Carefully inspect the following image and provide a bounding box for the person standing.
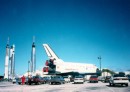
[21,75,25,85]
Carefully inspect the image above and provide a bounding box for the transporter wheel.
[25,82,28,85]
[49,82,52,85]
[109,83,111,86]
[18,82,21,85]
[121,84,124,86]
[126,84,128,87]
[113,84,115,86]
[29,82,31,85]
[38,82,41,85]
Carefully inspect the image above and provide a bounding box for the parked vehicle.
[17,77,28,85]
[98,76,105,82]
[74,76,84,84]
[89,75,98,83]
[49,75,65,85]
[12,77,16,84]
[70,77,74,82]
[104,76,111,83]
[128,76,130,82]
[43,76,51,84]
[109,74,129,87]
[0,76,4,82]
[28,76,45,85]
[63,76,70,83]
[126,75,130,82]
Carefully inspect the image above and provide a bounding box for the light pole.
[98,56,102,72]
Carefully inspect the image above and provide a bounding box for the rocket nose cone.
[6,44,9,46]
[13,44,15,48]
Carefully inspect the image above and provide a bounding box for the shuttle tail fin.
[43,44,59,60]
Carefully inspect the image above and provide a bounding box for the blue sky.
[0,0,130,75]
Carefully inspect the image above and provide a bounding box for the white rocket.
[4,38,10,79]
[10,45,15,78]
[31,36,36,73]
[4,37,15,79]
[8,45,13,79]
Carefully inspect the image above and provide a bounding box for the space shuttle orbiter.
[42,44,100,76]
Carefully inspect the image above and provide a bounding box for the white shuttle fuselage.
[55,62,97,74]
[43,44,98,75]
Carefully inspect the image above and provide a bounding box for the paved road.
[0,81,130,92]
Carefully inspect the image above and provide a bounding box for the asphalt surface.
[0,81,130,92]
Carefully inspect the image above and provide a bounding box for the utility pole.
[98,56,102,72]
